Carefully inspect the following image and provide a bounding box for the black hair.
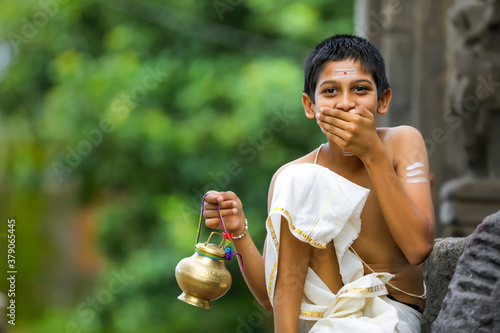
[303,34,390,104]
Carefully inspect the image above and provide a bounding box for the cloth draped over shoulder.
[264,163,422,333]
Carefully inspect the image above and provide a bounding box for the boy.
[203,34,435,332]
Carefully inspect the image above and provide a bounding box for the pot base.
[178,293,211,309]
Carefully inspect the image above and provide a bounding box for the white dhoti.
[264,164,422,333]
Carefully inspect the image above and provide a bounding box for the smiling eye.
[354,86,367,92]
[325,88,337,94]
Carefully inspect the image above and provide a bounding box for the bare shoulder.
[379,125,425,161]
[267,147,320,211]
[378,125,424,144]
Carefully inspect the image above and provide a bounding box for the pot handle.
[206,231,226,248]
[195,193,227,246]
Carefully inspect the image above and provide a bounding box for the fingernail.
[232,202,237,207]
[232,208,237,214]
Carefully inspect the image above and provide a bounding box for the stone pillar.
[354,0,383,50]
[440,0,500,236]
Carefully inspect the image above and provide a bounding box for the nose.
[336,91,356,111]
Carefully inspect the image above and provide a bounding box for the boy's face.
[303,58,389,118]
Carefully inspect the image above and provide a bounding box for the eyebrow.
[319,79,374,87]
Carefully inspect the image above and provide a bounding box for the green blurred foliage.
[0,0,353,332]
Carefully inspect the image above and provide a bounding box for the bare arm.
[361,126,435,264]
[273,217,311,333]
[232,228,270,309]
[267,166,312,331]
[203,191,271,310]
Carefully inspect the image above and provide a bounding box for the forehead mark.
[332,68,357,79]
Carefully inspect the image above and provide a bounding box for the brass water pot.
[175,233,232,309]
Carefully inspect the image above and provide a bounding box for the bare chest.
[344,170,401,264]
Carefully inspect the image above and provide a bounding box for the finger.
[220,191,239,201]
[203,207,238,219]
[204,191,224,204]
[205,200,237,211]
[318,123,351,152]
[321,125,347,151]
[205,218,223,229]
[316,111,349,130]
[349,105,374,121]
[319,107,354,122]
[318,120,348,140]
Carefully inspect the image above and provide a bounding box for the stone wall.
[422,237,469,332]
[431,211,500,332]
[422,211,500,332]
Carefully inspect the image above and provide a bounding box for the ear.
[377,88,392,115]
[302,93,316,119]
